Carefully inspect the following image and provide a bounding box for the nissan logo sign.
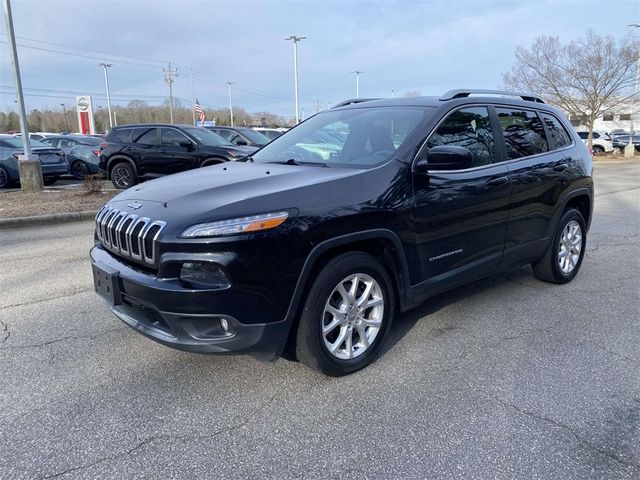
[77,98,90,111]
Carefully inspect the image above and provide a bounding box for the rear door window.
[540,113,573,149]
[495,108,549,159]
[133,128,158,145]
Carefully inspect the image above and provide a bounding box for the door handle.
[553,162,568,172]
[487,176,509,187]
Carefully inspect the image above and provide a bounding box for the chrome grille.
[95,205,166,265]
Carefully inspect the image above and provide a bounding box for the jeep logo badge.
[127,201,143,210]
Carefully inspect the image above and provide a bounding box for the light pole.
[391,89,395,98]
[351,71,364,98]
[60,103,69,132]
[626,23,639,157]
[98,63,113,128]
[226,82,234,126]
[285,35,306,124]
[3,0,42,191]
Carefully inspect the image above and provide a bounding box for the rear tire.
[295,252,394,376]
[71,160,89,180]
[0,166,10,188]
[110,162,136,189]
[532,208,586,284]
[592,145,605,155]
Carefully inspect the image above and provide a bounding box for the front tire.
[592,145,605,155]
[295,252,395,376]
[532,208,587,284]
[110,162,136,189]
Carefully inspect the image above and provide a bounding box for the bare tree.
[503,30,639,149]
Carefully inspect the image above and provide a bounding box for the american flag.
[194,98,206,122]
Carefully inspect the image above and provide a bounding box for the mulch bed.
[0,183,117,219]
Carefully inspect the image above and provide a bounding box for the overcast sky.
[1,0,638,119]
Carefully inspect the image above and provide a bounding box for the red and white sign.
[75,96,96,135]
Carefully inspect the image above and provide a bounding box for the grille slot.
[95,206,166,265]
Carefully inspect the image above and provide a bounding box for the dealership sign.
[75,96,96,135]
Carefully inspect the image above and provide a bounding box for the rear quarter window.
[107,129,133,144]
[540,113,573,150]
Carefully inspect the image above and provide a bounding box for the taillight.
[92,149,101,156]
[99,142,108,149]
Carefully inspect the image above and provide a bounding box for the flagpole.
[190,68,196,126]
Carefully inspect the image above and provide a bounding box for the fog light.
[220,318,229,332]
[180,262,230,289]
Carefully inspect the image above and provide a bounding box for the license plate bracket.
[92,263,122,306]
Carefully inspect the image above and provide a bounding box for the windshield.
[240,129,270,144]
[1,137,49,148]
[183,127,233,146]
[250,106,431,168]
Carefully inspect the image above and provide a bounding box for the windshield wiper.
[268,158,328,167]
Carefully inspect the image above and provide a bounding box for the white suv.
[577,131,613,154]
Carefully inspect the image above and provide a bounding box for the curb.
[0,210,97,229]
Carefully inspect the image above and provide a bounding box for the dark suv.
[91,90,593,376]
[99,124,257,189]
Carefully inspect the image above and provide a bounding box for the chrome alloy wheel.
[322,273,384,360]
[558,220,582,274]
[112,166,131,188]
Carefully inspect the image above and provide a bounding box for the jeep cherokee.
[91,90,593,376]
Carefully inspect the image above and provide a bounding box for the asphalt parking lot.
[1,178,85,193]
[0,161,638,479]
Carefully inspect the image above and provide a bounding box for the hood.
[108,161,365,223]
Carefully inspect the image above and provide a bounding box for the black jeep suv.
[99,124,257,189]
[91,90,593,376]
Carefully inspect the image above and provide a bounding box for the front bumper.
[90,246,290,360]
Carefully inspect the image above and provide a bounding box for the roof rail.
[332,98,380,108]
[440,89,545,104]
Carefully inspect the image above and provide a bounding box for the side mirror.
[179,140,194,150]
[415,145,473,172]
[235,139,249,146]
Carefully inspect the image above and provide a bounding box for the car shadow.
[380,265,532,356]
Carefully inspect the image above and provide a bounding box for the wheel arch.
[280,229,412,359]
[107,156,137,179]
[200,157,227,167]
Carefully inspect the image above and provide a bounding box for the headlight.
[180,262,230,289]
[180,211,289,238]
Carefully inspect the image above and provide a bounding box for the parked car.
[91,89,593,376]
[576,131,613,154]
[0,135,68,188]
[251,127,286,140]
[99,124,258,189]
[612,135,640,152]
[609,129,632,137]
[207,126,271,147]
[39,135,103,179]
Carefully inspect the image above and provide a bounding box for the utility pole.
[163,62,178,124]
[98,63,113,128]
[351,71,364,99]
[190,68,196,126]
[226,82,234,126]
[285,35,306,124]
[316,99,320,113]
[3,0,43,191]
[60,103,69,131]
